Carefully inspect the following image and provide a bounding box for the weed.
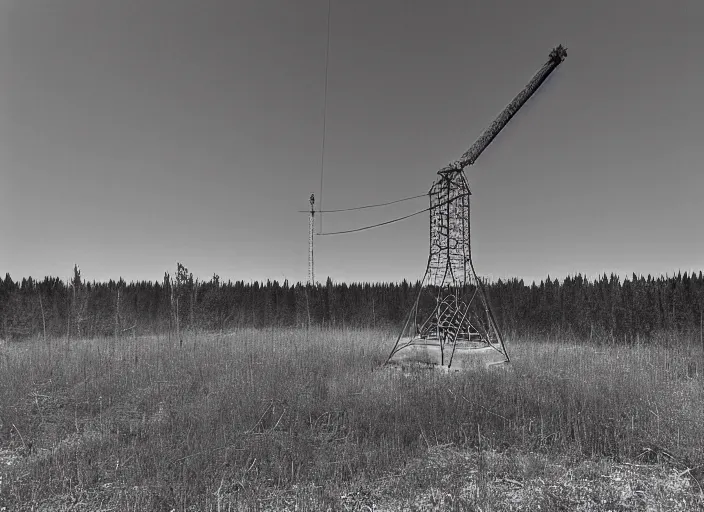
[0,329,702,510]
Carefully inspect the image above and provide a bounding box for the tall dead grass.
[0,328,702,510]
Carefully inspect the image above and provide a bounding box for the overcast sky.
[2,0,703,285]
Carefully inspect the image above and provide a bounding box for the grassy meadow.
[1,328,703,511]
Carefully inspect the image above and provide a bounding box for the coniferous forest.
[2,264,703,343]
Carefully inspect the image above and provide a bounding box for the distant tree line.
[1,264,703,343]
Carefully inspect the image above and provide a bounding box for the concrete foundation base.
[387,338,508,370]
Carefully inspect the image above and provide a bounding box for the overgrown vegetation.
[1,329,703,510]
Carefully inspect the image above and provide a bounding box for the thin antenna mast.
[308,194,315,285]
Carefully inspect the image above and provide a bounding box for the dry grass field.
[1,328,703,511]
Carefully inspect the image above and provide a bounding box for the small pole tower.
[308,194,316,285]
[386,45,568,368]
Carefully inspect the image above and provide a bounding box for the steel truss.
[384,46,568,368]
[385,169,509,368]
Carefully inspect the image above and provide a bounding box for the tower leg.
[385,271,510,368]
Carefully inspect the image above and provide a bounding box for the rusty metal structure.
[386,45,568,368]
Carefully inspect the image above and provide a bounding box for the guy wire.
[319,0,331,234]
[297,193,427,213]
[317,193,469,236]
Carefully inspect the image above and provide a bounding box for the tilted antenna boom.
[441,45,567,173]
[385,45,568,368]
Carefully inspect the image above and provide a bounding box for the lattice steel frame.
[385,169,509,367]
[384,46,568,368]
[427,170,471,289]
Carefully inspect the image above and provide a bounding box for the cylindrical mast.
[441,45,567,173]
[308,194,315,285]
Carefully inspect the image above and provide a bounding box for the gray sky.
[2,0,703,285]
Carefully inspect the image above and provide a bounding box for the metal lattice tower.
[386,46,567,368]
[427,171,471,288]
[308,194,315,285]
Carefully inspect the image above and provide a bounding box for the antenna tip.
[549,45,568,63]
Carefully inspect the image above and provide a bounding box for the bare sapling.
[38,292,46,343]
[114,286,121,338]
